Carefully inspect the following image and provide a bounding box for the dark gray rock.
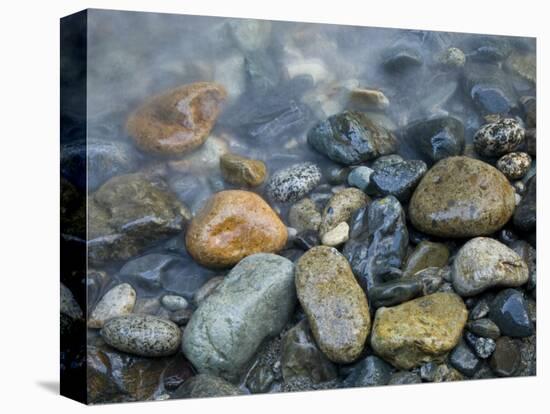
[420,362,438,382]
[489,289,534,337]
[513,176,536,232]
[449,341,482,377]
[341,356,394,388]
[368,279,423,308]
[294,230,321,251]
[347,166,374,191]
[388,371,422,385]
[172,374,243,399]
[467,318,501,339]
[371,154,404,170]
[490,337,521,377]
[348,207,368,240]
[469,299,491,320]
[266,162,322,203]
[170,308,193,326]
[326,166,351,185]
[464,331,496,359]
[368,160,427,202]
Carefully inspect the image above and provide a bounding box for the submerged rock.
[288,198,322,232]
[409,157,516,238]
[403,241,449,276]
[185,190,287,268]
[266,162,322,203]
[220,153,267,187]
[473,118,525,157]
[88,283,136,328]
[173,374,243,399]
[319,188,368,236]
[368,159,427,202]
[513,176,536,232]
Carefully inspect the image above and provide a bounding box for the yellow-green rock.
[220,153,267,187]
[403,241,450,275]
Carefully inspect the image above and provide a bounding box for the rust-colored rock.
[126,82,227,155]
[185,190,287,268]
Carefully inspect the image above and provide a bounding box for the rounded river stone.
[409,156,516,238]
[295,246,370,363]
[181,254,296,381]
[185,190,288,268]
[370,292,468,369]
[452,237,528,296]
[220,153,267,187]
[319,188,369,236]
[88,283,136,328]
[266,162,322,203]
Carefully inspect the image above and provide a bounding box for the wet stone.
[347,166,374,191]
[169,308,194,326]
[294,230,321,251]
[319,188,368,236]
[368,160,427,202]
[489,289,534,338]
[161,295,188,312]
[342,355,394,388]
[467,318,501,339]
[368,279,423,309]
[513,176,536,232]
[473,118,525,157]
[510,240,536,291]
[288,198,322,232]
[449,341,482,377]
[497,152,532,180]
[266,162,322,203]
[327,166,351,185]
[409,267,446,295]
[88,283,137,329]
[470,299,491,320]
[465,332,496,359]
[403,241,449,276]
[220,153,267,187]
[172,374,243,399]
[490,337,521,377]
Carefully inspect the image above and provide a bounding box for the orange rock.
[126,82,227,155]
[186,190,288,268]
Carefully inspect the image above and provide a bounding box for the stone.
[403,241,449,276]
[349,88,390,110]
[288,198,322,232]
[440,47,466,68]
[449,341,481,377]
[101,315,182,357]
[342,356,393,388]
[490,337,521,377]
[465,332,496,359]
[383,46,423,72]
[161,295,189,312]
[409,157,516,238]
[321,222,349,247]
[467,318,501,339]
[368,279,423,309]
[126,82,227,155]
[219,153,267,187]
[489,289,534,337]
[505,51,536,83]
[473,118,525,157]
[296,246,370,363]
[281,320,338,384]
[266,162,322,203]
[510,240,536,290]
[347,166,374,191]
[170,308,194,326]
[368,160,427,202]
[343,196,408,291]
[167,135,229,175]
[371,154,403,170]
[513,176,536,232]
[88,283,137,329]
[185,190,287,268]
[433,364,464,382]
[470,299,490,320]
[193,276,224,305]
[370,292,468,369]
[403,117,465,163]
[88,173,191,264]
[388,371,422,385]
[172,374,243,399]
[348,206,368,239]
[327,166,351,185]
[181,254,296,381]
[319,188,368,236]
[294,230,321,251]
[452,237,529,296]
[409,267,446,294]
[497,152,532,180]
[307,111,398,165]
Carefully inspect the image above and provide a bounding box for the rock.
[296,246,370,363]
[510,240,536,290]
[370,292,468,369]
[433,364,464,382]
[219,153,266,187]
[420,362,438,382]
[294,230,321,251]
[349,88,390,110]
[490,337,521,377]
[126,82,227,155]
[88,174,191,264]
[321,222,349,247]
[521,96,536,128]
[266,162,322,203]
[167,135,229,175]
[60,283,83,322]
[489,289,533,337]
[347,166,374,191]
[281,320,338,384]
[452,237,529,296]
[467,318,501,339]
[172,374,243,399]
[403,241,449,276]
[368,160,427,202]
[342,356,393,388]
[464,332,496,359]
[505,51,536,83]
[343,196,408,291]
[409,267,446,294]
[185,190,287,268]
[513,176,536,231]
[371,154,403,170]
[409,157,516,238]
[449,341,482,377]
[307,111,398,165]
[327,166,351,185]
[288,198,322,232]
[193,276,224,305]
[383,47,423,73]
[101,315,182,357]
[388,371,422,385]
[170,308,193,326]
[368,279,423,308]
[88,283,136,329]
[181,254,296,381]
[161,295,189,312]
[497,152,532,180]
[473,118,525,157]
[470,299,491,320]
[319,188,368,236]
[440,47,466,68]
[348,206,368,239]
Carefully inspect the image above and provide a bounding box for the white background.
[0,0,546,413]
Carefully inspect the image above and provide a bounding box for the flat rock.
[490,337,521,377]
[449,341,481,377]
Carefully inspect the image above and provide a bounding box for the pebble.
[349,88,390,110]
[368,279,423,308]
[321,222,349,246]
[342,356,393,387]
[319,188,368,236]
[60,283,83,321]
[464,332,496,359]
[452,237,528,296]
[296,246,371,363]
[473,118,525,157]
[126,82,227,155]
[403,241,449,276]
[490,337,521,377]
[100,315,182,357]
[371,154,403,170]
[513,176,536,231]
[327,166,351,185]
[497,152,532,180]
[467,318,501,339]
[172,374,243,398]
[463,62,516,114]
[370,292,468,369]
[383,46,423,72]
[169,308,193,326]
[489,289,534,337]
[161,295,188,312]
[266,162,322,203]
[182,254,296,381]
[185,190,287,268]
[449,341,482,377]
[409,157,516,238]
[294,229,321,251]
[220,153,267,186]
[368,160,427,202]
[410,267,446,294]
[288,198,322,232]
[347,166,374,191]
[88,283,136,329]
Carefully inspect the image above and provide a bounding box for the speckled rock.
[489,289,533,337]
[319,188,368,236]
[409,157,516,238]
[440,47,466,68]
[220,153,267,186]
[473,118,525,157]
[185,190,287,268]
[288,198,322,232]
[88,173,191,264]
[368,160,427,202]
[347,166,374,191]
[181,254,296,381]
[465,331,496,359]
[266,162,321,203]
[497,152,532,180]
[321,222,349,247]
[490,337,521,377]
[370,292,468,369]
[404,241,449,275]
[172,374,243,399]
[296,246,370,363]
[307,111,398,165]
[100,315,182,357]
[126,82,227,155]
[452,237,528,296]
[513,176,536,232]
[88,283,137,328]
